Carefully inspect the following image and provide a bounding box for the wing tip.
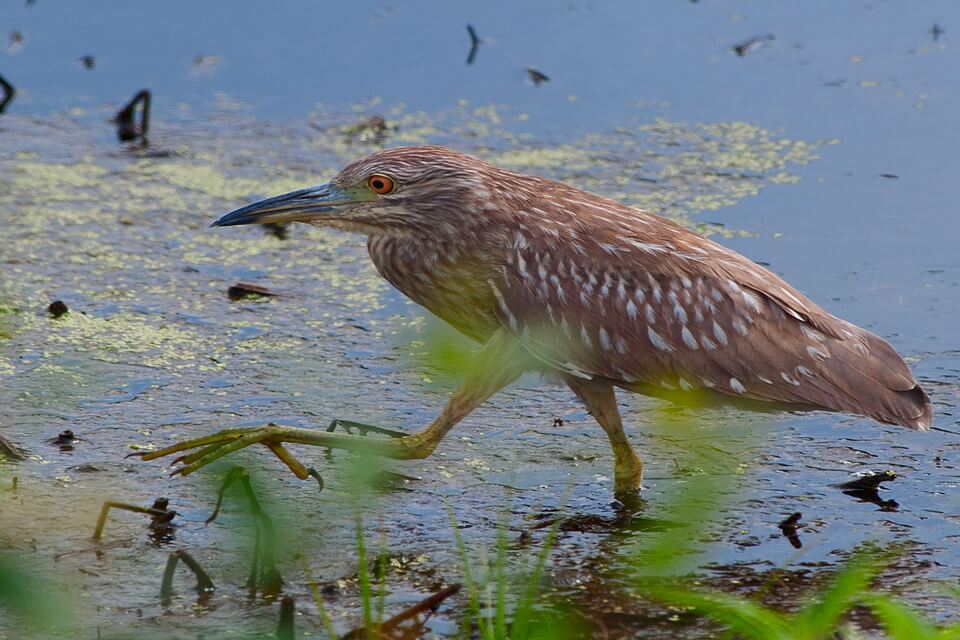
[898,384,933,432]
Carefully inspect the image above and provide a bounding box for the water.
[1,1,959,637]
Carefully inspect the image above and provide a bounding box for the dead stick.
[93,501,168,540]
[344,584,462,638]
[161,549,215,601]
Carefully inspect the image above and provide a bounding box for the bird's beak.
[212,182,353,227]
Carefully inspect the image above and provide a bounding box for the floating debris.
[466,24,481,65]
[228,282,279,301]
[834,470,899,511]
[49,430,77,451]
[277,596,295,640]
[8,31,24,55]
[343,584,461,639]
[343,115,390,144]
[114,89,151,146]
[0,74,14,114]
[0,434,27,461]
[190,54,221,76]
[931,23,944,42]
[835,470,897,492]
[263,222,289,240]
[526,67,550,86]
[877,173,899,179]
[48,300,69,317]
[93,498,178,540]
[732,34,775,57]
[78,55,95,70]
[160,549,215,605]
[553,417,564,427]
[777,512,803,549]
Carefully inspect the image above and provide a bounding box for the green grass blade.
[793,548,887,639]
[645,585,793,640]
[446,502,491,639]
[510,510,563,640]
[353,509,374,639]
[863,594,939,640]
[302,558,340,640]
[494,508,509,640]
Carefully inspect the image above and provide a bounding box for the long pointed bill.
[212,183,352,227]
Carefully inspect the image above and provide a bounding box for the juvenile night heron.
[139,145,931,496]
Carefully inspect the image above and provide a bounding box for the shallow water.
[1,1,959,638]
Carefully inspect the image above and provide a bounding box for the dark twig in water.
[777,512,803,549]
[526,67,550,86]
[0,74,15,114]
[0,434,27,461]
[160,549,215,604]
[93,499,177,540]
[466,24,481,65]
[343,584,461,639]
[113,89,151,146]
[732,34,775,56]
[277,596,295,640]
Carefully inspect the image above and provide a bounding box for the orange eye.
[368,174,395,195]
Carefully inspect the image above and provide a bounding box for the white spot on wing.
[729,377,746,393]
[681,326,699,350]
[648,328,675,352]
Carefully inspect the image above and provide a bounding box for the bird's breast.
[367,233,501,342]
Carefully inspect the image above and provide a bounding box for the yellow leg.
[134,330,526,478]
[568,380,644,496]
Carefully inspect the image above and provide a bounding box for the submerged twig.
[466,25,481,65]
[160,549,215,604]
[93,499,177,540]
[0,74,14,114]
[114,89,151,146]
[277,595,295,640]
[343,584,462,639]
[0,434,27,461]
[777,512,803,549]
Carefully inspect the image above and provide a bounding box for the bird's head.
[213,145,504,235]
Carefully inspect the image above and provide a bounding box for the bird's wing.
[489,215,929,429]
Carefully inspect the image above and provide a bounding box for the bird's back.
[480,171,932,430]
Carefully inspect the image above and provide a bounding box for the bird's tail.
[813,329,932,431]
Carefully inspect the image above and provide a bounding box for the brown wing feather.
[488,182,930,430]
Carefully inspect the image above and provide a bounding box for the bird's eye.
[367,175,395,195]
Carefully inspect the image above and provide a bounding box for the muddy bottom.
[0,106,957,638]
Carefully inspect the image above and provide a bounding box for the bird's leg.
[135,330,526,478]
[567,380,644,496]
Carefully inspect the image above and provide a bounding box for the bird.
[136,145,932,497]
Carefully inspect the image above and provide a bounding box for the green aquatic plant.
[448,500,581,640]
[639,547,960,639]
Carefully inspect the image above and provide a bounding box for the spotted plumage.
[346,146,930,430]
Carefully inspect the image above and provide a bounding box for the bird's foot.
[612,459,644,499]
[130,422,439,478]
